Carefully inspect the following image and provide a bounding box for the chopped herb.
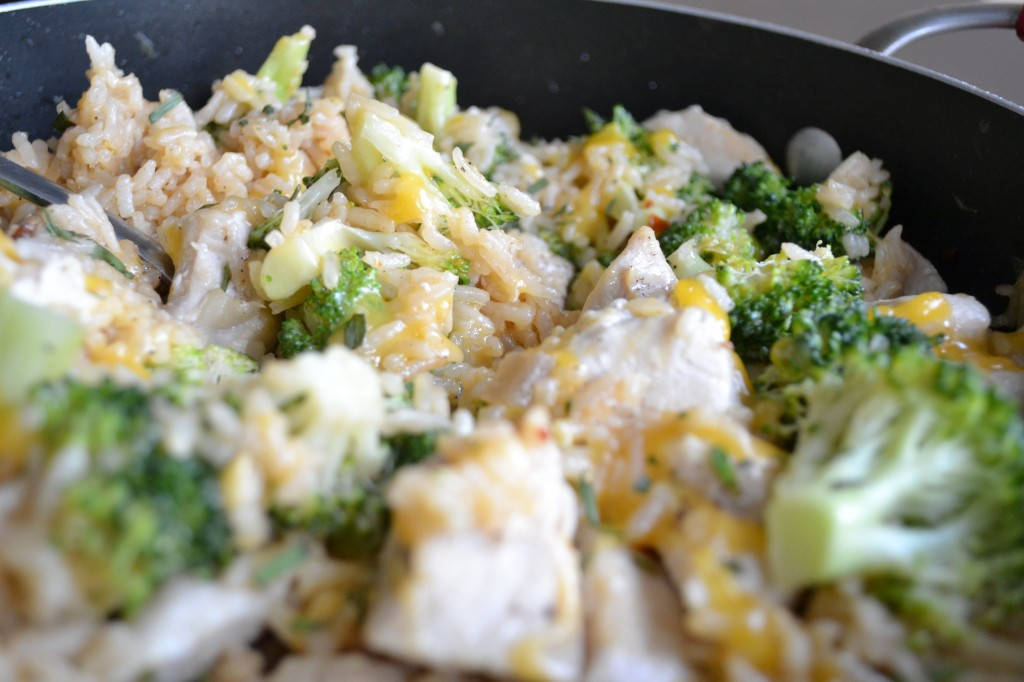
[632,475,651,494]
[148,91,183,124]
[291,616,323,633]
[526,177,549,195]
[41,208,78,241]
[203,121,226,144]
[220,264,231,291]
[254,544,306,585]
[91,245,134,279]
[238,118,249,127]
[52,111,74,134]
[286,90,312,126]
[42,209,133,279]
[261,104,276,115]
[343,314,366,349]
[583,108,606,134]
[578,479,601,526]
[710,446,739,493]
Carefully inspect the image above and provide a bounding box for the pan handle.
[858,2,1024,56]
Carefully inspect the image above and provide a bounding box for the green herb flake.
[578,479,601,526]
[41,209,78,241]
[255,544,306,586]
[91,245,134,279]
[710,446,739,493]
[220,264,231,291]
[286,90,312,126]
[343,314,367,349]
[52,111,74,134]
[148,91,184,125]
[632,475,651,494]
[526,177,549,195]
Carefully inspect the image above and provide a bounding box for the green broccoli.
[346,95,518,230]
[369,63,411,104]
[0,290,83,404]
[722,162,868,259]
[34,378,233,616]
[248,165,341,249]
[319,220,471,284]
[416,62,457,136]
[272,430,440,559]
[657,198,760,270]
[719,249,863,364]
[271,487,390,560]
[255,27,314,102]
[276,247,383,358]
[767,307,939,385]
[584,105,654,160]
[381,430,439,476]
[676,172,715,205]
[766,347,1024,644]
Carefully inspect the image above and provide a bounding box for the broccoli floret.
[657,198,760,269]
[248,164,341,249]
[35,377,152,455]
[369,63,411,104]
[34,378,233,616]
[416,62,457,136]
[54,447,232,616]
[276,247,383,358]
[346,95,519,230]
[583,104,655,162]
[676,172,715,205]
[167,344,258,383]
[271,487,389,560]
[723,162,868,259]
[0,290,83,404]
[272,430,440,559]
[255,27,314,102]
[719,248,863,364]
[766,347,1024,643]
[767,307,939,385]
[381,431,439,476]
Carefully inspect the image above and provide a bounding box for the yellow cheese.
[874,293,1021,372]
[672,278,730,340]
[380,174,430,225]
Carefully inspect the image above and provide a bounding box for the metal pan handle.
[858,2,1024,56]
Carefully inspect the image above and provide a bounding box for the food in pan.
[1,26,1022,682]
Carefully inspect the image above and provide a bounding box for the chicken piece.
[582,227,677,313]
[483,298,746,427]
[583,536,693,682]
[365,411,583,681]
[78,578,277,682]
[644,106,771,185]
[165,206,276,357]
[862,226,947,301]
[266,653,409,682]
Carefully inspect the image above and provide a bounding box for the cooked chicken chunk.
[862,226,947,301]
[583,227,677,312]
[483,298,746,427]
[583,536,693,682]
[266,653,409,682]
[365,412,582,681]
[166,206,276,357]
[644,106,772,185]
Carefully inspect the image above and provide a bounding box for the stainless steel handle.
[0,155,174,294]
[858,2,1024,56]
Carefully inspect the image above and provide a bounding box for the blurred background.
[661,0,1023,105]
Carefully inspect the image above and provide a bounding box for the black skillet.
[1,0,1022,309]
